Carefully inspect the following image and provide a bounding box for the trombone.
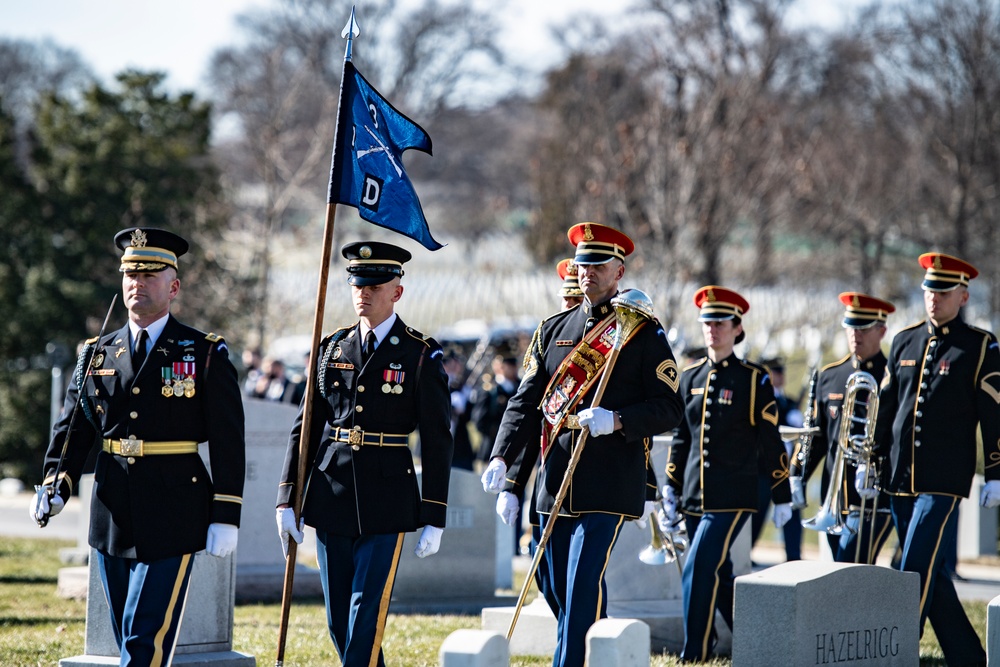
[801,371,880,554]
[638,498,688,579]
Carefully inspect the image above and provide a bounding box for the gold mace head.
[611,288,655,348]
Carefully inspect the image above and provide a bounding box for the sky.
[1,1,864,98]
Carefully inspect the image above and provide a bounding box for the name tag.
[828,393,843,400]
[556,340,575,347]
[89,369,116,376]
[331,362,354,370]
[690,388,704,395]
[900,360,917,367]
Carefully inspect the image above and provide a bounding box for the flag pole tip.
[342,6,361,39]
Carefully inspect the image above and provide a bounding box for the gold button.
[406,468,412,474]
[192,477,198,483]
[358,385,365,393]
[129,411,138,419]
[127,457,136,464]
[333,381,340,387]
[132,387,140,395]
[355,405,363,412]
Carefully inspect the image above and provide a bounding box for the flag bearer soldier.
[276,241,453,667]
[791,292,895,563]
[663,286,792,662]
[30,227,246,666]
[481,222,683,667]
[870,253,1000,667]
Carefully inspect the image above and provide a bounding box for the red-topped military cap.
[556,258,583,298]
[693,285,749,322]
[115,227,189,273]
[919,252,978,291]
[567,222,634,265]
[838,292,895,329]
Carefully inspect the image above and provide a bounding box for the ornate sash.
[538,313,645,453]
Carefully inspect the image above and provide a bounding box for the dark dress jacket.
[491,297,683,519]
[277,317,453,536]
[42,316,246,561]
[667,353,791,513]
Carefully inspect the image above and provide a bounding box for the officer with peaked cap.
[791,292,896,564]
[872,252,999,666]
[664,286,791,662]
[481,222,683,667]
[30,227,246,665]
[276,241,453,667]
[556,258,584,310]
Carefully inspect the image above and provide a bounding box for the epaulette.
[820,355,851,373]
[84,335,99,345]
[205,333,223,343]
[321,324,353,344]
[682,357,708,373]
[967,323,997,341]
[741,358,769,373]
[404,326,432,347]
[897,320,925,334]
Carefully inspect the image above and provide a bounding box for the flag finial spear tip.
[341,6,361,60]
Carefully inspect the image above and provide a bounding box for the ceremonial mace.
[506,288,655,640]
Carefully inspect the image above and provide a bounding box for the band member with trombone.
[664,286,792,663]
[791,292,895,564]
[482,223,683,667]
[276,242,453,667]
[871,253,1000,667]
[30,228,246,665]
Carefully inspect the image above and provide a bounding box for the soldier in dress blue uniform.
[30,227,246,666]
[871,253,1000,667]
[481,223,683,667]
[275,241,453,667]
[663,286,792,662]
[791,292,895,563]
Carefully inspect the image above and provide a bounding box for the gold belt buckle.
[566,414,580,430]
[120,435,143,457]
[348,428,363,450]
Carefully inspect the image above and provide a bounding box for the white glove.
[276,507,304,559]
[578,407,615,436]
[30,485,65,524]
[789,476,806,509]
[772,503,792,528]
[634,500,657,528]
[414,525,444,558]
[658,485,680,532]
[481,458,508,493]
[496,491,519,526]
[981,480,1000,509]
[206,523,239,558]
[854,464,878,500]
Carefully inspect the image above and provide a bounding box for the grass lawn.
[0,536,987,666]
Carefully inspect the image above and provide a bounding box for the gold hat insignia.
[706,288,716,302]
[583,224,594,241]
[567,260,577,275]
[360,245,372,259]
[130,229,148,248]
[852,295,860,307]
[933,255,942,270]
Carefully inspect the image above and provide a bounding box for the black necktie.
[133,329,148,370]
[362,330,377,364]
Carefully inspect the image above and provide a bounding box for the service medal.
[161,367,174,397]
[383,369,404,395]
[391,384,403,394]
[382,383,392,393]
[173,383,185,397]
[183,376,196,398]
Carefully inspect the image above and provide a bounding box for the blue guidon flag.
[328,60,442,251]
